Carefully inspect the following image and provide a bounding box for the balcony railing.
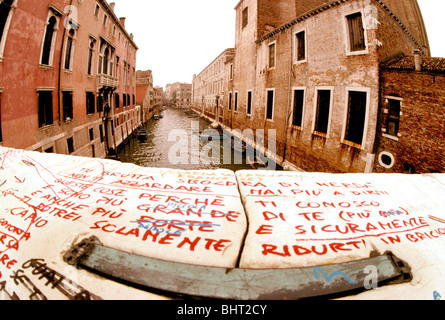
[97,74,118,89]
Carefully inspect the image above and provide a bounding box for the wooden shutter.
[347,13,366,52]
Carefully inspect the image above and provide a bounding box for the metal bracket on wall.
[63,236,412,300]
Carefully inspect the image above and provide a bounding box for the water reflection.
[118,107,276,171]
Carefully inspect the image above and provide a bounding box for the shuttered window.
[387,98,401,137]
[347,12,366,52]
[296,31,306,61]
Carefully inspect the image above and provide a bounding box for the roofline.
[98,0,139,50]
[255,0,428,56]
[193,48,235,80]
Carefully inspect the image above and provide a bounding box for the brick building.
[194,0,434,173]
[375,52,445,173]
[0,0,138,158]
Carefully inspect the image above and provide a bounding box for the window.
[62,91,73,120]
[123,93,127,107]
[229,64,233,80]
[344,90,368,146]
[295,31,306,62]
[87,40,95,75]
[386,97,401,137]
[268,42,276,69]
[38,91,53,128]
[247,91,252,115]
[115,56,120,79]
[228,92,232,110]
[86,91,95,115]
[89,128,94,141]
[292,89,305,127]
[67,137,74,154]
[115,93,120,109]
[94,4,100,18]
[103,14,107,26]
[379,151,395,169]
[99,124,104,143]
[234,92,238,112]
[41,16,57,65]
[0,1,13,41]
[103,47,109,75]
[346,12,366,53]
[314,89,331,135]
[64,29,75,70]
[0,0,14,58]
[242,7,248,29]
[97,94,103,112]
[266,89,274,120]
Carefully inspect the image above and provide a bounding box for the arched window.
[0,0,14,42]
[41,16,57,65]
[64,28,75,70]
[0,0,15,58]
[87,39,95,75]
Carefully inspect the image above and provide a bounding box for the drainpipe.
[282,29,293,167]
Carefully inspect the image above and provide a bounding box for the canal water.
[118,107,279,171]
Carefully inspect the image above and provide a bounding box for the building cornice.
[375,0,427,56]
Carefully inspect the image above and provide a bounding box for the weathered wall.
[375,68,445,174]
[0,0,138,158]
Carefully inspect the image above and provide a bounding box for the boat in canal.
[137,129,148,141]
[231,137,247,154]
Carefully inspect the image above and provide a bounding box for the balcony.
[97,74,118,89]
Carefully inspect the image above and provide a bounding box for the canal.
[118,107,279,171]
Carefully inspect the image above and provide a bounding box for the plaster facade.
[0,0,138,158]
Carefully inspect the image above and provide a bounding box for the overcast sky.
[109,0,445,88]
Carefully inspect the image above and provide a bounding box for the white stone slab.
[236,170,445,299]
[0,147,247,300]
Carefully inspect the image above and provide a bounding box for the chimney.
[413,49,422,71]
[109,2,115,11]
[120,17,126,27]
